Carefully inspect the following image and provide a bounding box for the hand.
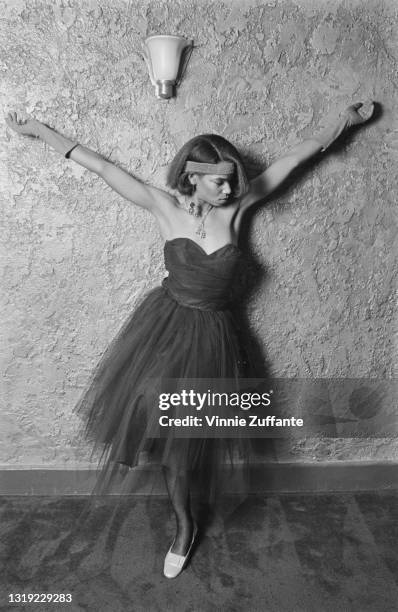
[343,102,375,127]
[314,101,376,151]
[5,111,40,137]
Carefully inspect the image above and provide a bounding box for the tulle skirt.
[74,286,252,503]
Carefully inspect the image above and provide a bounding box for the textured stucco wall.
[1,0,397,468]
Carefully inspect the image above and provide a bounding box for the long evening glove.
[314,102,375,151]
[31,120,79,158]
[5,113,79,158]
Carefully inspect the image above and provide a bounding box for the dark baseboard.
[0,461,397,495]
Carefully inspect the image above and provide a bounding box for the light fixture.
[143,35,193,99]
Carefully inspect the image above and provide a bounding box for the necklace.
[183,197,213,239]
[194,204,213,239]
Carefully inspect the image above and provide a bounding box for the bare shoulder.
[237,178,269,214]
[231,194,253,230]
[146,184,180,216]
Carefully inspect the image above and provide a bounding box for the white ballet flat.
[163,523,198,579]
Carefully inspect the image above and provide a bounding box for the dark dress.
[75,237,252,501]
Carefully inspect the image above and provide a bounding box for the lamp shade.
[143,35,193,99]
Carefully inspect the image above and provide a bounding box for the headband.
[184,160,235,175]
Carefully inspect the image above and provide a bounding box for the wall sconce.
[143,35,193,99]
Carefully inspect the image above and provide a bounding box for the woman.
[5,102,374,578]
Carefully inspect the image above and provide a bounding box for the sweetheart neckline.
[165,237,240,257]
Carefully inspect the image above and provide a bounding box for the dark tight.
[162,458,194,555]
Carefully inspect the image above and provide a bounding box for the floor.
[0,492,397,612]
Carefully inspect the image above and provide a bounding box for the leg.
[162,461,194,556]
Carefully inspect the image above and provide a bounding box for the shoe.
[163,523,198,579]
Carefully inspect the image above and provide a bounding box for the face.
[190,174,233,206]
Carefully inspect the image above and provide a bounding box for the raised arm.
[5,112,175,213]
[68,145,174,212]
[239,102,375,211]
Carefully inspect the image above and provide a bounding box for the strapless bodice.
[162,237,241,310]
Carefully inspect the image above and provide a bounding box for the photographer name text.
[158,415,303,428]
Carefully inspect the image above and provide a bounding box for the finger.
[363,102,375,122]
